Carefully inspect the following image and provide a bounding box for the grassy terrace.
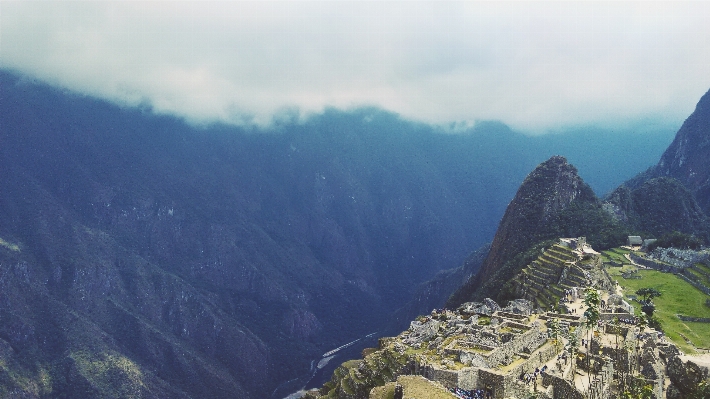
[607,264,710,353]
[687,267,710,287]
[601,247,633,264]
[696,263,710,275]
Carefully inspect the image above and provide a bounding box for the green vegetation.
[647,231,705,251]
[550,200,631,251]
[600,247,637,265]
[608,266,710,352]
[629,178,710,241]
[0,237,20,252]
[70,351,145,398]
[635,288,662,317]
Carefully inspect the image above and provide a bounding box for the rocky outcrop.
[613,87,710,241]
[477,156,594,285]
[667,355,710,398]
[605,177,709,241]
[654,88,710,214]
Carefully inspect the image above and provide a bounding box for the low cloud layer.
[2,2,710,132]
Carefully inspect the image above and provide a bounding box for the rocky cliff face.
[605,88,710,241]
[654,88,710,214]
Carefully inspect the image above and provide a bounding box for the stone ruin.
[306,239,710,399]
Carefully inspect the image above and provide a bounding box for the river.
[273,332,380,399]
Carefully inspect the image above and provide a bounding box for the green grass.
[687,268,710,286]
[0,237,20,252]
[695,263,710,275]
[612,269,710,352]
[601,250,628,265]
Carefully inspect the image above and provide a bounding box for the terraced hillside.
[509,240,608,310]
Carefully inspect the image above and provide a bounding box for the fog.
[2,2,709,132]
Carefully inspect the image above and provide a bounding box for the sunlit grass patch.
[0,237,20,252]
[614,269,710,352]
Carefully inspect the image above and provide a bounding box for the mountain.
[449,87,710,310]
[0,70,675,398]
[605,88,710,241]
[447,156,629,306]
[0,73,497,398]
[653,88,710,213]
[605,178,709,239]
[386,244,490,334]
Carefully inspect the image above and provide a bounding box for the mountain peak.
[655,87,710,213]
[448,156,598,305]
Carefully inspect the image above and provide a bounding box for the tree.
[547,317,562,352]
[583,288,601,330]
[641,302,656,318]
[635,288,661,318]
[635,288,661,303]
[565,329,579,374]
[621,378,654,399]
[689,380,710,399]
[583,288,601,396]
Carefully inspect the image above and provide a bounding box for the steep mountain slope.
[0,73,502,398]
[0,72,585,398]
[449,88,710,311]
[653,88,710,213]
[0,70,676,398]
[605,88,710,241]
[386,244,490,334]
[605,178,709,239]
[447,156,628,306]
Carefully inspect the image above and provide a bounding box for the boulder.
[484,298,501,313]
[667,355,709,395]
[503,299,534,315]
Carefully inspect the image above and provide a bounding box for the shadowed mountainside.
[0,70,675,398]
[652,88,710,213]
[605,88,710,241]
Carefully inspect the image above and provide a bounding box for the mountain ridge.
[0,69,684,398]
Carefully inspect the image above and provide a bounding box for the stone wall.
[648,248,709,269]
[677,314,710,323]
[542,374,584,399]
[477,369,505,399]
[487,327,547,367]
[415,363,459,389]
[599,312,635,322]
[455,367,479,391]
[677,272,710,295]
[418,339,560,399]
[629,254,682,273]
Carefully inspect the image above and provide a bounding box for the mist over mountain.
[0,70,676,398]
[630,88,710,214]
[604,88,710,241]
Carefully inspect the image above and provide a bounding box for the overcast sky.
[2,2,710,133]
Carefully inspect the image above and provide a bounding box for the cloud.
[2,1,710,132]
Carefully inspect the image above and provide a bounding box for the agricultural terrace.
[604,247,710,353]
